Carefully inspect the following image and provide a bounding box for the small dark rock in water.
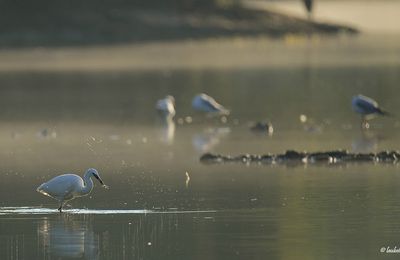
[250,154,262,161]
[260,154,274,163]
[324,150,349,159]
[235,154,262,163]
[307,150,349,163]
[276,150,305,161]
[343,153,375,162]
[237,154,252,163]
[250,122,273,135]
[376,150,399,162]
[307,153,333,163]
[200,153,223,163]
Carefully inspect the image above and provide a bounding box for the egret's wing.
[37,174,81,201]
[202,98,221,112]
[156,99,175,116]
[355,97,379,114]
[199,95,229,114]
[156,99,167,110]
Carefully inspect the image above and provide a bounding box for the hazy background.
[1,1,400,259]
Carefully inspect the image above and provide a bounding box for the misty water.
[1,33,400,259]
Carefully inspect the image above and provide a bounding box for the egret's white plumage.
[37,168,107,212]
[352,94,388,128]
[192,93,229,115]
[156,95,176,119]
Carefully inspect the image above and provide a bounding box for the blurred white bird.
[37,168,108,212]
[352,94,389,129]
[156,95,176,119]
[192,93,230,116]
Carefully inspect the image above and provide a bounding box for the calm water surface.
[1,34,400,259]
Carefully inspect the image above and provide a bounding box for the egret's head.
[166,95,175,105]
[87,168,108,188]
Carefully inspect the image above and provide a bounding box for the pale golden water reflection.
[1,35,400,259]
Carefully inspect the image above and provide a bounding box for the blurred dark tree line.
[0,0,241,47]
[2,0,235,12]
[0,0,356,48]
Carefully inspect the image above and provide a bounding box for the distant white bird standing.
[192,93,230,116]
[352,94,389,129]
[37,168,108,212]
[156,95,176,119]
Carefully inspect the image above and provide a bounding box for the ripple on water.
[0,207,216,215]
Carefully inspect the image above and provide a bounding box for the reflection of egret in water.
[38,215,99,259]
[351,130,381,153]
[192,127,230,152]
[4,207,213,259]
[155,116,176,145]
[38,212,184,259]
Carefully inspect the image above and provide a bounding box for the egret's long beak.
[93,174,103,184]
[94,174,108,189]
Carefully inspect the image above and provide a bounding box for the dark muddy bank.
[201,150,400,166]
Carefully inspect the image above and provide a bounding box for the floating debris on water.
[37,128,57,139]
[177,118,184,125]
[200,150,400,165]
[185,172,190,188]
[220,116,228,124]
[299,114,307,123]
[185,116,193,123]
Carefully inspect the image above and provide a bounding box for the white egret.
[192,93,230,116]
[155,95,176,144]
[37,168,108,212]
[156,95,176,119]
[352,94,389,129]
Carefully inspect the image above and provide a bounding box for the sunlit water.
[1,32,400,259]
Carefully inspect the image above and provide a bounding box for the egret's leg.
[58,201,64,213]
[361,116,369,130]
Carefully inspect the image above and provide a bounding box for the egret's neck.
[80,172,94,196]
